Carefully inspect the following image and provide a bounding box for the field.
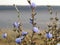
[0,28,60,45]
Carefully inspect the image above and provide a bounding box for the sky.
[0,0,60,6]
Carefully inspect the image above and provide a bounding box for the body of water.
[0,6,60,30]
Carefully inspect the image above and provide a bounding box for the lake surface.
[0,6,60,30]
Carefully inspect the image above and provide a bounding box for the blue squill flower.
[46,32,52,38]
[31,2,36,8]
[15,36,24,44]
[33,27,40,33]
[13,22,19,28]
[2,33,7,38]
[22,31,28,36]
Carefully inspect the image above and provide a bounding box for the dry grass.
[0,28,60,45]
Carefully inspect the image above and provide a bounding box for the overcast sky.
[0,0,60,6]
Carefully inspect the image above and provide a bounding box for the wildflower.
[13,22,20,28]
[2,33,7,38]
[31,2,36,8]
[22,31,28,36]
[15,38,22,44]
[33,27,40,33]
[46,32,52,38]
[15,36,24,44]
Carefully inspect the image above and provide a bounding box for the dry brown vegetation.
[0,28,60,45]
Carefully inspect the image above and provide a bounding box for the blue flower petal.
[33,27,40,33]
[15,36,24,44]
[46,32,52,38]
[15,38,22,44]
[31,2,36,8]
[2,33,7,38]
[22,31,28,36]
[13,22,19,28]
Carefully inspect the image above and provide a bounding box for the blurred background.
[0,6,60,30]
